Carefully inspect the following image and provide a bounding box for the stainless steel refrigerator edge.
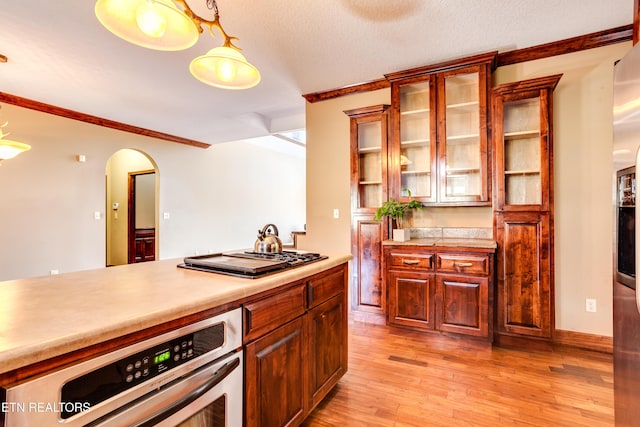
[613,41,640,426]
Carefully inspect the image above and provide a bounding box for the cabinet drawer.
[437,253,489,275]
[244,283,306,343]
[308,267,345,308]
[388,252,434,270]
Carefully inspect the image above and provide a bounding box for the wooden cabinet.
[492,74,562,347]
[387,268,436,330]
[245,316,307,427]
[345,105,390,323]
[243,264,348,427]
[386,52,497,206]
[437,274,489,337]
[384,246,494,339]
[307,293,346,409]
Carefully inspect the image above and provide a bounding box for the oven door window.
[176,395,226,426]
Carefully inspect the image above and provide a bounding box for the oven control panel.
[60,323,225,419]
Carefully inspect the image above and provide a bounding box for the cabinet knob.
[402,259,420,265]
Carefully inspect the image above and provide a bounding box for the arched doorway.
[105,149,159,266]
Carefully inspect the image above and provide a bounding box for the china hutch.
[492,74,562,348]
[345,104,390,324]
[385,51,497,205]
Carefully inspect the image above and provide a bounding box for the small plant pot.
[392,229,410,242]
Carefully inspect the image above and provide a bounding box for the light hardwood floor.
[303,321,613,427]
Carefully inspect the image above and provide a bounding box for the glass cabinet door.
[345,105,390,212]
[439,68,487,202]
[492,74,561,211]
[387,52,495,205]
[397,78,437,202]
[357,119,384,208]
[502,97,542,205]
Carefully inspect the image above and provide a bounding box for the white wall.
[0,104,305,281]
[105,149,155,266]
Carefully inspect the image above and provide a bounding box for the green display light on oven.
[154,350,171,364]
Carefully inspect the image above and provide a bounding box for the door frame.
[128,169,156,264]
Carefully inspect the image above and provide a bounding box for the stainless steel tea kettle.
[254,224,283,253]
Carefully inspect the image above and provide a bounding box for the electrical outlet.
[586,298,597,313]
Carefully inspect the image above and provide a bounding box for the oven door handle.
[133,356,240,427]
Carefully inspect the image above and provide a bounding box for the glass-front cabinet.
[387,52,496,205]
[492,74,562,346]
[492,74,563,211]
[345,105,390,324]
[397,78,437,201]
[348,105,390,210]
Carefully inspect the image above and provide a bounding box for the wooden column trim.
[0,91,210,149]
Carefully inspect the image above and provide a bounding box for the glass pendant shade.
[0,140,31,160]
[95,0,199,51]
[189,46,261,89]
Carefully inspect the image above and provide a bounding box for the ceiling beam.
[0,92,210,149]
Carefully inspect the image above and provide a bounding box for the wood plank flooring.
[302,321,613,427]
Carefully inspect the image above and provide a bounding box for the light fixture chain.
[207,0,218,15]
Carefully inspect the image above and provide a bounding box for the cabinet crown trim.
[385,51,498,82]
[493,74,563,94]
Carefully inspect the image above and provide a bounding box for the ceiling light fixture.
[95,0,260,89]
[0,120,30,161]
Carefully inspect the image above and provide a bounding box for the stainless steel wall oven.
[1,308,243,426]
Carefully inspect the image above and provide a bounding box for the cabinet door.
[387,269,436,330]
[437,64,490,204]
[345,105,390,211]
[392,76,438,202]
[436,274,489,337]
[493,75,562,211]
[245,317,307,427]
[495,212,553,340]
[307,293,347,410]
[350,214,385,321]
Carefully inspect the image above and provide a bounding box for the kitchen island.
[0,253,350,426]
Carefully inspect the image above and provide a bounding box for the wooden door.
[128,171,156,264]
[245,316,307,427]
[436,274,489,337]
[351,214,385,321]
[387,269,436,330]
[495,212,553,341]
[307,293,347,410]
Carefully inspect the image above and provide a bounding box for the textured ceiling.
[0,1,633,145]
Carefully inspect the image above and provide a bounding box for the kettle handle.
[261,223,279,236]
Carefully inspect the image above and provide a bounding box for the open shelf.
[401,139,430,146]
[505,170,540,175]
[401,170,431,176]
[504,130,540,140]
[358,146,382,153]
[401,108,430,115]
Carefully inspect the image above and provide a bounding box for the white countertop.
[0,254,351,376]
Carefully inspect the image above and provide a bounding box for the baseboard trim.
[554,329,612,354]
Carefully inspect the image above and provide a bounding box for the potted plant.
[374,193,422,242]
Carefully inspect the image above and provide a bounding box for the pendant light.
[0,121,30,161]
[95,0,260,89]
